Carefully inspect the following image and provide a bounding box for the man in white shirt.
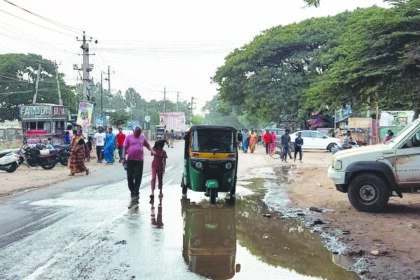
[94,126,106,162]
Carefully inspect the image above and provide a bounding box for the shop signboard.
[20,105,52,120]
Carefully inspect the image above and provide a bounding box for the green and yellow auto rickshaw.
[181,197,241,279]
[181,125,238,204]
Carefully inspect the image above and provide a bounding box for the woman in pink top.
[122,125,153,208]
[270,131,277,154]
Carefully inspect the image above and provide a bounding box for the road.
[0,143,358,279]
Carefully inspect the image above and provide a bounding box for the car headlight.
[195,161,203,169]
[335,160,342,170]
[225,162,232,169]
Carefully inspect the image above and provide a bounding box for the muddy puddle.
[230,165,360,280]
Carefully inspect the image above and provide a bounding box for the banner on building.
[379,111,414,127]
[76,102,93,128]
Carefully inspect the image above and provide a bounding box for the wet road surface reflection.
[0,166,359,279]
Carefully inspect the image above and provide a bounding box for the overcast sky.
[0,0,388,112]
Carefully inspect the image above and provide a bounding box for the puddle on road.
[209,164,360,280]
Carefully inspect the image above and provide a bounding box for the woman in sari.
[249,130,258,153]
[69,128,89,176]
[104,127,117,164]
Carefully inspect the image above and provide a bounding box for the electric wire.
[2,0,82,34]
[0,7,76,37]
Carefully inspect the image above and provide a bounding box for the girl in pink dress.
[150,140,168,201]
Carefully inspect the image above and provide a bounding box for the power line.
[2,0,82,34]
[0,7,76,37]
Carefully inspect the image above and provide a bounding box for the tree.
[0,53,77,111]
[108,109,131,127]
[212,15,342,124]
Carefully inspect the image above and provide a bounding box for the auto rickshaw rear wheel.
[181,178,187,195]
[209,188,217,204]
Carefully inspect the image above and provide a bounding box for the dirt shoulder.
[283,151,420,280]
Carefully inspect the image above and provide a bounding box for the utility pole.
[75,31,97,102]
[163,87,166,112]
[55,62,63,105]
[106,65,111,93]
[32,63,41,104]
[189,96,195,125]
[190,97,195,114]
[176,91,179,111]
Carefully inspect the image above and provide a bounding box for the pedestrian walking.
[93,126,106,162]
[280,129,291,162]
[122,125,153,208]
[150,139,168,202]
[169,129,175,148]
[242,129,249,153]
[263,130,272,154]
[293,132,304,163]
[270,131,277,154]
[237,129,243,149]
[165,130,170,147]
[249,130,258,153]
[104,127,117,164]
[116,128,126,162]
[69,127,89,176]
[86,136,93,161]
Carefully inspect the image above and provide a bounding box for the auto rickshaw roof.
[188,125,237,131]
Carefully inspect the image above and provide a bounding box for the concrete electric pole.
[75,31,97,102]
[55,62,63,105]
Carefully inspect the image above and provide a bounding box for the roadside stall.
[20,104,67,145]
[348,117,373,146]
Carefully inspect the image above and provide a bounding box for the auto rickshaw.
[181,197,241,279]
[181,125,238,204]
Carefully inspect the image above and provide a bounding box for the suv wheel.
[348,174,389,212]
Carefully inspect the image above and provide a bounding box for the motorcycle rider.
[342,130,352,149]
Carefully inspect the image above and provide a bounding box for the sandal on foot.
[69,173,75,176]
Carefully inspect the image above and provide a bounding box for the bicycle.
[269,142,281,159]
[270,142,294,161]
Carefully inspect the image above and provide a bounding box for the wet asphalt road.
[0,143,359,280]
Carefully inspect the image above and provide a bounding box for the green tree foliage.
[213,1,420,123]
[213,15,342,124]
[0,53,77,111]
[306,2,420,118]
[108,109,131,127]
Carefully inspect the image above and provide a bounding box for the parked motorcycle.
[20,143,59,170]
[331,141,359,154]
[0,150,21,173]
[53,144,71,166]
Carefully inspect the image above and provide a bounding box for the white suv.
[290,130,340,152]
[328,118,420,212]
